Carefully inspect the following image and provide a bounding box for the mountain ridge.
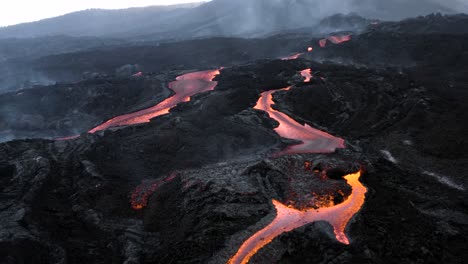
[0,0,464,40]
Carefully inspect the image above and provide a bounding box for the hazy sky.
[0,0,204,27]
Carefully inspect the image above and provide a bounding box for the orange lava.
[328,35,352,44]
[88,69,220,134]
[300,68,312,82]
[319,39,328,48]
[254,86,344,155]
[319,34,352,48]
[56,135,80,141]
[281,53,303,60]
[228,170,367,264]
[131,172,178,210]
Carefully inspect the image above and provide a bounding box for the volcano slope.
[0,76,173,142]
[1,16,468,264]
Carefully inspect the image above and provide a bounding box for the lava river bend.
[228,170,367,264]
[88,69,220,133]
[228,69,362,264]
[254,83,345,155]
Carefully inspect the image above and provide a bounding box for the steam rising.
[186,0,467,37]
[0,0,466,40]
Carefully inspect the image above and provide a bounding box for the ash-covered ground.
[1,14,467,264]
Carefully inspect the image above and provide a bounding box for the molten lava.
[319,34,352,48]
[229,72,359,264]
[319,39,328,48]
[307,47,313,52]
[254,86,344,155]
[281,53,303,60]
[131,172,178,210]
[300,68,312,82]
[88,69,220,134]
[56,135,80,141]
[328,35,352,44]
[228,170,367,264]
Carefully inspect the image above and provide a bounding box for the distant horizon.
[0,0,207,27]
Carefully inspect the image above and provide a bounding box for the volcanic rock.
[0,76,170,141]
[1,17,468,264]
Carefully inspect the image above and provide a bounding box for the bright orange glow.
[228,171,367,264]
[307,47,313,52]
[254,86,344,155]
[300,68,312,82]
[319,34,352,48]
[281,53,303,60]
[88,69,220,134]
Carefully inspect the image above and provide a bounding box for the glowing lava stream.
[228,171,367,264]
[300,68,312,82]
[281,53,303,60]
[319,34,352,48]
[228,70,356,264]
[254,86,344,155]
[87,69,219,133]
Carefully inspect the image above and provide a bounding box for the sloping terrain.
[0,0,464,40]
[1,57,466,263]
[0,3,202,39]
[0,12,467,264]
[0,76,170,141]
[3,12,467,93]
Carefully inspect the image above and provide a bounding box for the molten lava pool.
[88,69,220,134]
[254,86,344,155]
[228,170,367,264]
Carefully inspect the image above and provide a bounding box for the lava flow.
[87,69,220,134]
[228,170,367,264]
[57,135,80,140]
[300,68,312,82]
[254,86,344,155]
[319,34,352,48]
[281,53,303,60]
[229,70,354,263]
[131,172,178,210]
